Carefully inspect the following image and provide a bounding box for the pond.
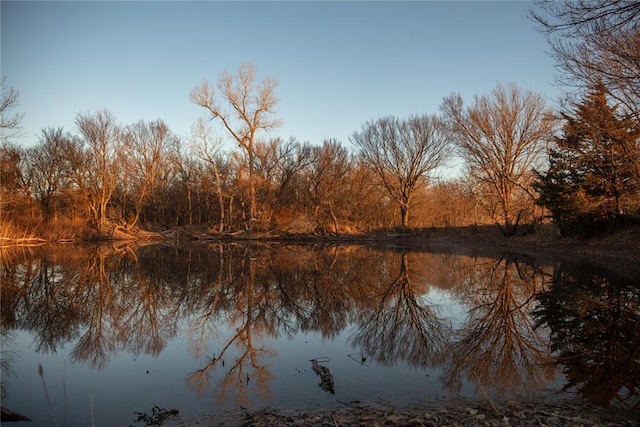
[1,242,638,425]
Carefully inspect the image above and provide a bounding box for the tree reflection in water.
[186,246,277,407]
[533,263,640,410]
[442,254,557,398]
[71,245,180,369]
[2,243,638,413]
[183,244,388,406]
[0,245,184,370]
[349,252,451,368]
[0,329,16,400]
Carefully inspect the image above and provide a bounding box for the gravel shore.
[158,398,638,427]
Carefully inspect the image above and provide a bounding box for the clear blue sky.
[2,1,559,150]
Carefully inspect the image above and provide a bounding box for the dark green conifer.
[536,81,640,236]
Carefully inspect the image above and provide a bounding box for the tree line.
[0,106,472,238]
[1,1,638,240]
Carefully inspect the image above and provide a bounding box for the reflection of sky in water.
[5,308,475,426]
[415,288,466,330]
[1,246,582,426]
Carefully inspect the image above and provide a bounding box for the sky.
[1,1,561,152]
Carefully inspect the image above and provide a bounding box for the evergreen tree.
[536,82,640,236]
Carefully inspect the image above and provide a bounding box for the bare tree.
[122,120,175,229]
[0,142,28,224]
[0,77,25,143]
[168,138,198,226]
[0,77,28,234]
[190,117,228,233]
[272,137,313,208]
[190,63,281,231]
[310,139,352,234]
[441,83,555,236]
[74,110,122,229]
[251,136,313,225]
[25,128,81,220]
[531,0,640,119]
[253,138,284,222]
[350,114,452,230]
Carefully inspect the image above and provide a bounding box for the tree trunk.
[328,202,339,235]
[400,205,409,230]
[248,150,256,232]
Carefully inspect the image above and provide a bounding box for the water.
[1,242,638,425]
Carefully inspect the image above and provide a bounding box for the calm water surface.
[1,242,638,426]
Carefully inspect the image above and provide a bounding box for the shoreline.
[162,397,638,426]
[4,225,640,275]
[186,225,640,276]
